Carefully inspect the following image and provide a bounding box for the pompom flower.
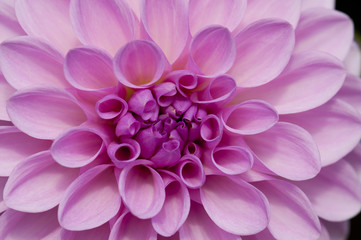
[1,0,361,239]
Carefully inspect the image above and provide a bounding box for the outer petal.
[343,42,361,76]
[295,160,361,221]
[0,36,68,90]
[322,220,349,240]
[0,126,51,176]
[0,0,25,42]
[295,8,353,60]
[0,208,61,239]
[60,223,110,240]
[228,19,295,87]
[301,0,335,10]
[58,165,121,230]
[345,144,361,182]
[7,88,87,139]
[254,180,321,240]
[281,99,361,166]
[245,122,321,180]
[0,177,7,212]
[70,0,135,55]
[141,0,188,63]
[3,151,78,212]
[0,74,15,121]
[336,74,361,114]
[200,175,269,235]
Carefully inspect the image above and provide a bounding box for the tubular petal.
[200,114,222,147]
[108,138,140,168]
[177,155,205,189]
[151,140,181,168]
[152,82,177,107]
[128,89,159,121]
[96,94,128,120]
[115,112,141,137]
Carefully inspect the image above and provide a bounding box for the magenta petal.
[96,94,128,120]
[200,175,269,235]
[135,125,167,158]
[0,208,61,239]
[114,40,168,89]
[0,36,68,90]
[254,180,321,240]
[128,89,159,121]
[179,201,239,240]
[200,114,223,147]
[151,140,181,168]
[0,126,51,176]
[0,74,15,121]
[70,0,135,55]
[3,151,78,212]
[188,26,235,77]
[7,88,87,139]
[108,138,140,168]
[119,160,165,219]
[109,212,157,240]
[15,0,79,53]
[65,47,118,91]
[296,160,361,221]
[58,165,121,230]
[222,100,278,135]
[115,112,141,137]
[141,0,188,64]
[229,19,294,87]
[60,223,110,240]
[152,82,177,107]
[177,155,205,189]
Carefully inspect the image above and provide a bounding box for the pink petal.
[127,89,159,121]
[343,42,361,76]
[188,0,246,35]
[0,74,15,121]
[125,0,141,19]
[115,112,141,137]
[0,177,8,212]
[188,26,235,77]
[0,36,69,90]
[141,0,188,63]
[243,228,277,240]
[281,99,361,166]
[152,82,177,107]
[200,175,269,235]
[245,122,321,180]
[321,220,349,240]
[119,160,165,219]
[222,100,278,135]
[107,138,141,168]
[0,0,25,42]
[7,88,87,139]
[336,74,361,114]
[301,0,335,10]
[200,114,223,148]
[179,201,240,240]
[109,212,157,240]
[3,151,79,212]
[177,155,205,189]
[295,8,353,60]
[114,40,168,89]
[151,140,181,168]
[96,94,128,120]
[295,160,361,221]
[228,19,295,87]
[238,51,346,114]
[65,47,118,91]
[58,165,121,230]
[15,0,79,53]
[0,126,51,176]
[60,223,110,240]
[0,209,61,239]
[345,144,361,182]
[254,180,321,240]
[70,0,135,55]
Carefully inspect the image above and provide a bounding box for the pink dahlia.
[1,0,361,239]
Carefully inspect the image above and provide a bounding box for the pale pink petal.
[188,0,246,35]
[109,212,157,240]
[0,126,51,176]
[65,47,118,91]
[125,0,141,19]
[222,100,278,135]
[254,180,321,240]
[228,19,295,87]
[243,228,277,240]
[119,160,165,219]
[200,175,269,235]
[60,223,111,240]
[322,220,349,240]
[0,1,25,42]
[179,201,240,240]
[336,74,361,114]
[70,0,135,55]
[114,40,168,89]
[7,88,87,139]
[238,51,346,114]
[301,0,335,10]
[188,26,235,77]
[295,8,353,60]
[0,36,69,89]
[343,42,361,76]
[15,0,79,53]
[0,177,8,212]
[0,74,15,121]
[281,99,361,166]
[141,0,188,63]
[0,209,61,239]
[295,160,361,221]
[245,122,321,180]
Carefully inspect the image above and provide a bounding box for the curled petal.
[4,151,79,212]
[58,165,121,230]
[152,82,177,107]
[108,138,140,168]
[128,89,159,121]
[114,40,168,89]
[151,140,181,168]
[70,0,135,55]
[222,100,278,135]
[200,175,269,235]
[183,142,202,159]
[200,114,223,147]
[7,88,87,139]
[0,74,15,121]
[60,223,110,240]
[115,112,141,137]
[119,160,165,219]
[245,122,321,180]
[229,19,295,87]
[96,94,128,120]
[167,70,198,97]
[135,125,167,158]
[177,155,205,189]
[188,26,235,77]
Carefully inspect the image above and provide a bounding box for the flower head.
[0,0,361,239]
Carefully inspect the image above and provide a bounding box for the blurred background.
[336,2,361,239]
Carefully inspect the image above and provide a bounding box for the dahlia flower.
[1,0,361,239]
